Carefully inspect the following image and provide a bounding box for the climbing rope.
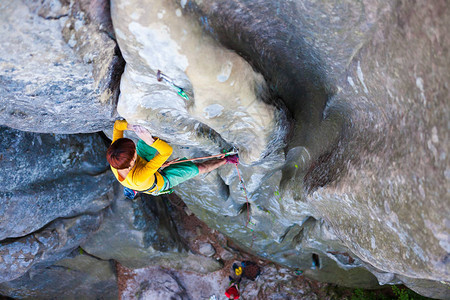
[157,70,190,101]
[161,149,238,168]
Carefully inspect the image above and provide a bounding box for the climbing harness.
[149,188,174,196]
[123,182,174,199]
[157,70,190,101]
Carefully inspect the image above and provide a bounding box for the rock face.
[0,0,448,298]
[0,251,118,299]
[0,122,115,292]
[110,0,449,296]
[0,0,124,133]
[81,189,187,269]
[0,126,114,240]
[82,190,222,273]
[124,267,191,300]
[111,0,288,163]
[0,213,103,283]
[119,263,358,300]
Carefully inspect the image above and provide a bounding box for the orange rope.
[162,153,227,168]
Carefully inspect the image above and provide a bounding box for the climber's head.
[106,138,136,169]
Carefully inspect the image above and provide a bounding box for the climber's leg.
[161,159,199,189]
[195,158,226,175]
[161,154,238,189]
[196,154,239,174]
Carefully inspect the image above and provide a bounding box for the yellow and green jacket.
[110,120,172,193]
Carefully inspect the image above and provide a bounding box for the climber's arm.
[132,125,155,146]
[134,138,173,177]
[112,120,129,143]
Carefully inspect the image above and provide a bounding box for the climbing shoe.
[225,154,239,165]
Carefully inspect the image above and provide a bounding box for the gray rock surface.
[82,190,223,272]
[0,213,103,283]
[82,187,187,268]
[0,0,448,298]
[111,0,288,163]
[0,0,124,133]
[396,276,450,300]
[198,243,216,257]
[0,251,117,299]
[127,268,190,300]
[0,126,114,240]
[110,0,449,294]
[120,263,350,300]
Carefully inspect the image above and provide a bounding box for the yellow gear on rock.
[235,266,243,276]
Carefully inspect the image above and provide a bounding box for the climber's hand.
[132,125,155,145]
[127,124,138,131]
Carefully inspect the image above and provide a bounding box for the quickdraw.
[157,70,190,101]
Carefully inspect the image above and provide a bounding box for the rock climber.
[233,261,261,281]
[106,120,239,198]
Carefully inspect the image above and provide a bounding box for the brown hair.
[106,138,136,169]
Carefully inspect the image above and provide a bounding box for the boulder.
[0,0,448,298]
[81,188,188,269]
[82,191,222,273]
[198,243,216,257]
[0,213,103,283]
[111,0,289,163]
[0,251,117,299]
[127,268,189,300]
[0,126,114,240]
[0,0,124,133]
[111,0,449,293]
[397,275,450,300]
